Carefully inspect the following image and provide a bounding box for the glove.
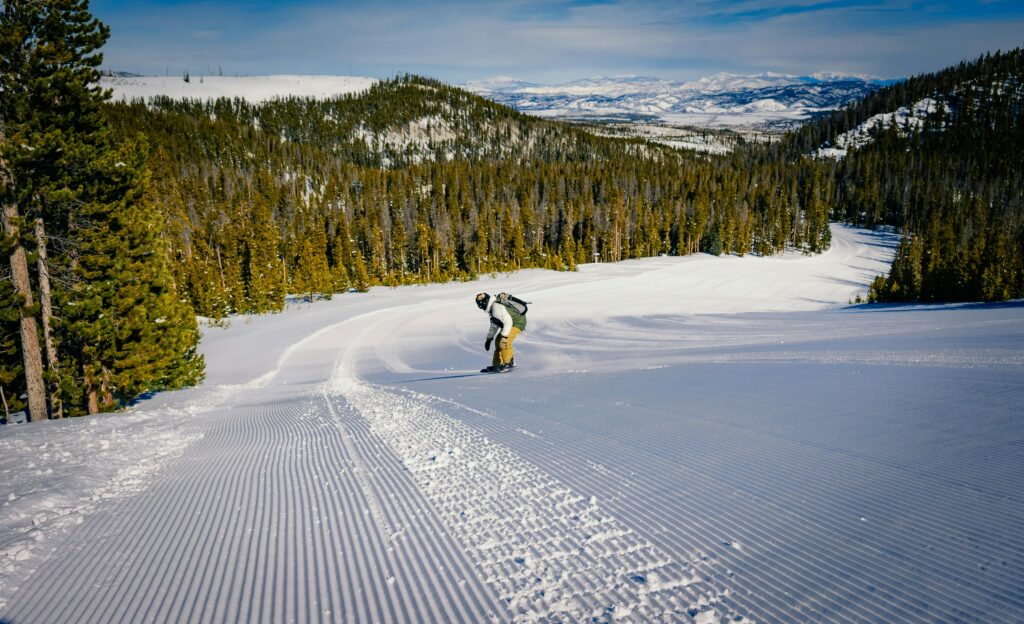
[484,337,492,351]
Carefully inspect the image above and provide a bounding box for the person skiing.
[475,292,527,373]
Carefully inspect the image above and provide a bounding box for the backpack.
[496,292,528,315]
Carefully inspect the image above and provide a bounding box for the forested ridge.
[789,49,1024,302]
[101,76,833,319]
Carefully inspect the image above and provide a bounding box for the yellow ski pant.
[493,327,522,367]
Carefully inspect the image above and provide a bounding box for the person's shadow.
[390,372,483,384]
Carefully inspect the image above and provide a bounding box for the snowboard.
[480,363,515,374]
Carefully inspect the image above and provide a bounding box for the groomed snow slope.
[2,225,1023,623]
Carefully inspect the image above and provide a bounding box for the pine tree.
[1,0,118,419]
[350,251,371,292]
[295,221,331,301]
[1,0,203,416]
[62,137,204,413]
[243,194,285,312]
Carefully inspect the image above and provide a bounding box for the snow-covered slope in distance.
[102,74,378,103]
[3,225,1023,623]
[817,97,946,158]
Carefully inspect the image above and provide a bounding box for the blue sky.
[91,0,1024,83]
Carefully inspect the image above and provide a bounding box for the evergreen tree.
[1,0,203,416]
[243,193,285,312]
[61,136,203,414]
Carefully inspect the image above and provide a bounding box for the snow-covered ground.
[578,122,774,154]
[2,225,1023,623]
[102,75,378,102]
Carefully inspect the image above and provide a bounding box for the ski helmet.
[475,292,490,310]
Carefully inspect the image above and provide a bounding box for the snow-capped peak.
[683,72,804,92]
[808,70,884,83]
[463,76,538,92]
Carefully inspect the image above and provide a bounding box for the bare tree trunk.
[0,385,9,422]
[2,201,47,422]
[35,218,62,418]
[101,367,113,409]
[2,137,47,421]
[85,363,99,415]
[216,245,226,293]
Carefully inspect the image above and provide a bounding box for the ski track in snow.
[1,331,503,623]
[330,308,733,622]
[2,225,1022,623]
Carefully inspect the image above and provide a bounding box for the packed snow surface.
[3,225,1024,623]
[102,75,378,103]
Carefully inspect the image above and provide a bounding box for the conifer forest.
[1,0,1021,419]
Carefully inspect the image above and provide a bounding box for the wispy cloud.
[90,0,1024,82]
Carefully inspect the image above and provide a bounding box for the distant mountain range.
[465,72,896,129]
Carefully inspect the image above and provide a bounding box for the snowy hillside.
[816,97,947,158]
[578,121,770,155]
[467,72,890,129]
[2,225,1023,622]
[102,74,378,103]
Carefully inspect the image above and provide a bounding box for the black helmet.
[475,292,490,310]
